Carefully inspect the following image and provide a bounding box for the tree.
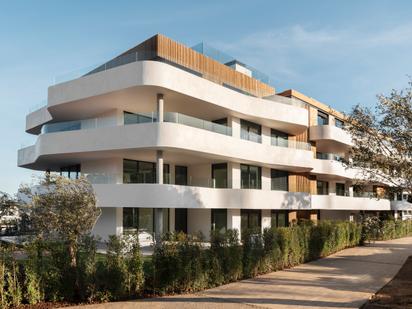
[0,192,20,235]
[346,81,412,196]
[24,175,101,268]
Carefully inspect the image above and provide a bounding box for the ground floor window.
[60,164,81,179]
[241,209,261,233]
[175,208,187,233]
[271,210,288,228]
[123,208,169,234]
[211,209,227,233]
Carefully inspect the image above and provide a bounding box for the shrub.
[242,228,264,278]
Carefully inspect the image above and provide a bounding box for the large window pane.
[212,163,228,188]
[271,210,288,228]
[271,129,289,147]
[123,159,155,184]
[175,208,187,233]
[241,209,261,233]
[175,166,188,185]
[241,164,261,189]
[211,209,227,233]
[138,208,153,233]
[317,180,329,195]
[163,164,170,184]
[240,119,261,143]
[271,169,289,191]
[336,183,345,196]
[60,164,81,180]
[124,111,154,125]
[317,111,329,125]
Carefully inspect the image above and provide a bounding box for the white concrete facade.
[18,37,408,241]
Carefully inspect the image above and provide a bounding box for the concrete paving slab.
[69,237,412,309]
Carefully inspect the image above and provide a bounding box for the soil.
[362,256,412,308]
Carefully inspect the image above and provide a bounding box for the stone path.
[70,237,412,309]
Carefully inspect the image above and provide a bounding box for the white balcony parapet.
[312,194,391,211]
[309,125,353,146]
[93,183,312,210]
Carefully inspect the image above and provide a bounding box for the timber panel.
[288,172,316,194]
[118,34,275,98]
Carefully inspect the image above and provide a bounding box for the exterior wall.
[188,163,211,187]
[227,208,241,232]
[187,208,211,239]
[261,209,271,231]
[92,207,122,240]
[320,210,359,221]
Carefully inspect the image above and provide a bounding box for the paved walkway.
[73,237,412,309]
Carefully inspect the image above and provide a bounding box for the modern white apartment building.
[18,34,410,240]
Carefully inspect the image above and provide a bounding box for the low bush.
[1,218,411,307]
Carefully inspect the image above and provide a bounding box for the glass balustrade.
[270,137,311,150]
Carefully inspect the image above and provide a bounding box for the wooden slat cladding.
[289,173,317,194]
[118,34,275,98]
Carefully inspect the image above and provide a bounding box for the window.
[175,208,187,233]
[271,169,289,191]
[241,209,261,233]
[241,164,262,189]
[123,159,156,184]
[316,152,329,160]
[335,118,344,129]
[271,129,289,147]
[212,163,228,188]
[123,208,153,233]
[123,159,170,184]
[271,210,288,228]
[124,111,154,125]
[317,180,329,195]
[336,183,345,196]
[240,119,261,143]
[317,111,329,125]
[212,118,228,126]
[60,164,81,179]
[163,164,170,184]
[175,166,188,185]
[211,209,227,233]
[123,208,169,234]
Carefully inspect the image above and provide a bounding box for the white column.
[228,162,241,189]
[229,116,241,138]
[329,180,336,195]
[262,167,271,190]
[261,209,271,231]
[156,150,163,184]
[261,126,271,145]
[154,208,163,241]
[115,207,123,236]
[157,93,164,123]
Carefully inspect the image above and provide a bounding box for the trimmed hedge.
[0,219,411,307]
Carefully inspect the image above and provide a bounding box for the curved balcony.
[311,159,359,179]
[26,105,52,134]
[391,200,412,211]
[18,121,314,171]
[312,195,391,211]
[309,125,352,153]
[46,60,308,135]
[93,183,311,210]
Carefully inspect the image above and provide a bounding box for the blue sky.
[1,0,412,194]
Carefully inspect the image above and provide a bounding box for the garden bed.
[362,255,412,308]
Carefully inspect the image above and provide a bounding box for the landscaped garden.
[1,215,412,308]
